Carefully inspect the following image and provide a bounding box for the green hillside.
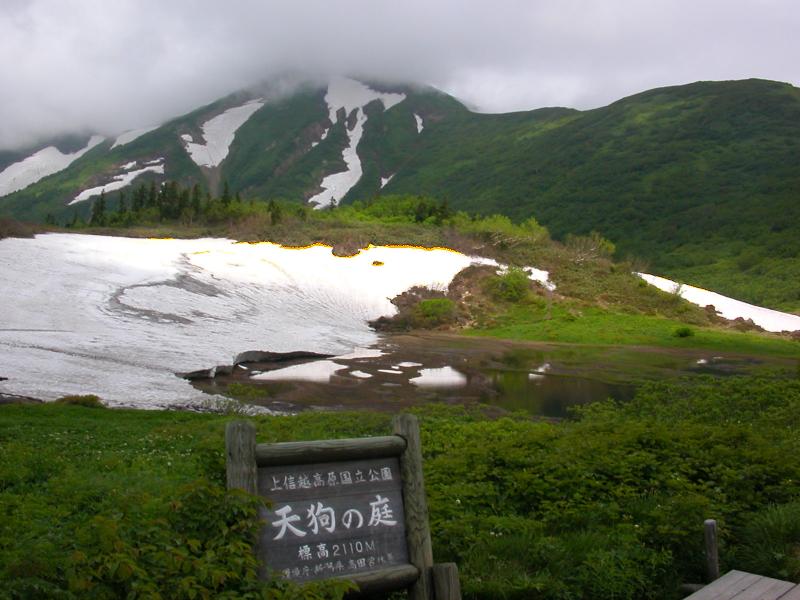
[384,79,800,311]
[1,78,799,310]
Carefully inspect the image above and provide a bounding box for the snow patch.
[182,99,263,167]
[324,77,405,124]
[414,113,424,133]
[380,174,395,188]
[469,257,556,291]
[0,136,105,197]
[311,127,330,148]
[308,78,406,208]
[111,127,157,149]
[251,360,344,383]
[637,273,800,332]
[524,266,556,291]
[410,366,467,387]
[71,159,164,204]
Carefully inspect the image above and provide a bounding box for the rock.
[0,393,42,405]
[331,240,364,257]
[179,351,333,381]
[233,350,332,366]
[178,367,217,381]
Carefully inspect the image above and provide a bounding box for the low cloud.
[1,0,798,149]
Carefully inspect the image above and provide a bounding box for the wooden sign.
[258,457,408,581]
[225,414,446,599]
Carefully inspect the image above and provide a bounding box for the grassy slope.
[4,380,800,598]
[223,87,339,200]
[389,79,800,311]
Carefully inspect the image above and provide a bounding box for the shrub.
[54,394,105,408]
[565,231,617,262]
[411,298,458,328]
[673,326,695,338]
[486,267,531,302]
[735,502,800,581]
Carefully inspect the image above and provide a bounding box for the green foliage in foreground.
[3,377,800,598]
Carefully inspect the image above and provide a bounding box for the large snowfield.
[0,234,502,408]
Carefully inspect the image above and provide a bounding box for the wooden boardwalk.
[686,570,800,600]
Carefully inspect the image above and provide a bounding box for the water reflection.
[197,333,798,418]
[488,369,636,418]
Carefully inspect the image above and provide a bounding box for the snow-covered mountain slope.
[0,136,104,197]
[182,98,264,167]
[71,158,165,204]
[0,77,461,222]
[111,127,158,149]
[307,78,406,207]
[0,233,504,407]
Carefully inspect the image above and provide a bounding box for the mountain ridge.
[1,77,798,311]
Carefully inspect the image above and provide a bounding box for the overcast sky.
[1,0,798,150]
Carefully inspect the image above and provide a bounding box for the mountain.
[1,77,799,311]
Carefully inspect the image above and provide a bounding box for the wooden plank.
[432,562,462,600]
[685,571,763,600]
[256,436,406,466]
[393,414,434,600]
[776,584,800,599]
[705,519,720,582]
[339,564,419,597]
[225,420,257,494]
[730,577,795,599]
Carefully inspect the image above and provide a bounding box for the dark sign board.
[225,417,440,599]
[258,457,408,582]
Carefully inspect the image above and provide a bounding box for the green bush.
[673,326,695,338]
[411,298,458,328]
[54,394,105,408]
[735,502,800,581]
[486,267,531,302]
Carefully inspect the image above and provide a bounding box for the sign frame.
[226,414,434,599]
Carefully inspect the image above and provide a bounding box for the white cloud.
[1,0,798,149]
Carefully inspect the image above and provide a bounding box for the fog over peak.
[1,0,798,150]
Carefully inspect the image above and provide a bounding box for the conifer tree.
[90,192,106,226]
[221,180,231,206]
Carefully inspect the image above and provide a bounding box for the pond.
[193,333,799,418]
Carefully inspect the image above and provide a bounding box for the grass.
[4,377,800,598]
[469,303,800,357]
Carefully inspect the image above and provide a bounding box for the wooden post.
[704,518,720,582]
[432,563,461,600]
[393,414,434,600]
[226,420,257,494]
